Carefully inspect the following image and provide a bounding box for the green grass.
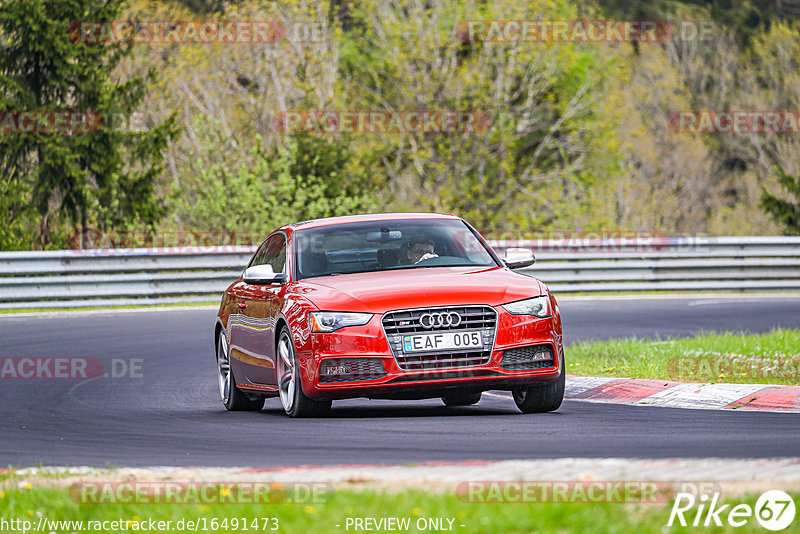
[1,486,795,533]
[568,328,800,385]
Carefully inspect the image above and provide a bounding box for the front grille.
[382,306,497,371]
[501,344,555,371]
[318,358,387,383]
[382,305,496,335]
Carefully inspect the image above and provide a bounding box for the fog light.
[324,363,352,375]
[531,349,553,362]
[500,344,555,371]
[318,358,387,383]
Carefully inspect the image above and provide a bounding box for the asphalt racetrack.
[1,296,799,467]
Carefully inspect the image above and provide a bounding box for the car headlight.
[502,296,551,318]
[310,312,373,332]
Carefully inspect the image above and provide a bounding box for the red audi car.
[214,213,564,417]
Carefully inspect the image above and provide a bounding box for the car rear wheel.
[512,353,565,414]
[277,327,331,418]
[217,332,264,411]
[442,391,482,406]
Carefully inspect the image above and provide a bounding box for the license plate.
[403,331,482,353]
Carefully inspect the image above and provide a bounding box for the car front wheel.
[277,327,331,418]
[511,353,565,414]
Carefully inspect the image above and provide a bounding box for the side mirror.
[243,264,285,285]
[503,248,535,269]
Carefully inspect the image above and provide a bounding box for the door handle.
[237,302,247,309]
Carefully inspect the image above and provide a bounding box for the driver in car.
[404,238,439,264]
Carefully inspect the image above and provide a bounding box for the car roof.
[279,212,462,231]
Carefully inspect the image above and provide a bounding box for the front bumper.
[299,307,562,400]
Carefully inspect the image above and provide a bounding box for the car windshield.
[293,218,498,280]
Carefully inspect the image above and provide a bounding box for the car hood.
[293,266,546,313]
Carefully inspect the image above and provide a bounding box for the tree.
[338,0,621,234]
[180,118,376,234]
[140,0,359,235]
[761,164,800,235]
[0,0,178,249]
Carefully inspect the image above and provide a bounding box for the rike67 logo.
[668,490,796,531]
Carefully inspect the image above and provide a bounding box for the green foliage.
[179,116,376,234]
[0,0,178,249]
[596,0,800,45]
[0,173,33,250]
[3,0,800,249]
[761,164,800,235]
[337,0,622,234]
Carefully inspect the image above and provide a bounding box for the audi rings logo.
[419,312,462,329]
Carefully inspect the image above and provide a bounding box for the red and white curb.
[565,376,800,412]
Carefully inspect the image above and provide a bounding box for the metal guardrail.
[0,237,799,308]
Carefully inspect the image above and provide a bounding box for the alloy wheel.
[277,332,296,413]
[217,335,231,403]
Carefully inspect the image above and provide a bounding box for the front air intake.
[318,358,387,383]
[500,344,555,371]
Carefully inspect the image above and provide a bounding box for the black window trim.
[245,231,289,283]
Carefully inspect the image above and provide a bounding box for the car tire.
[277,327,332,418]
[217,332,264,412]
[511,352,565,414]
[442,391,482,406]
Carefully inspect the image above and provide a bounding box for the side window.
[252,234,287,275]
